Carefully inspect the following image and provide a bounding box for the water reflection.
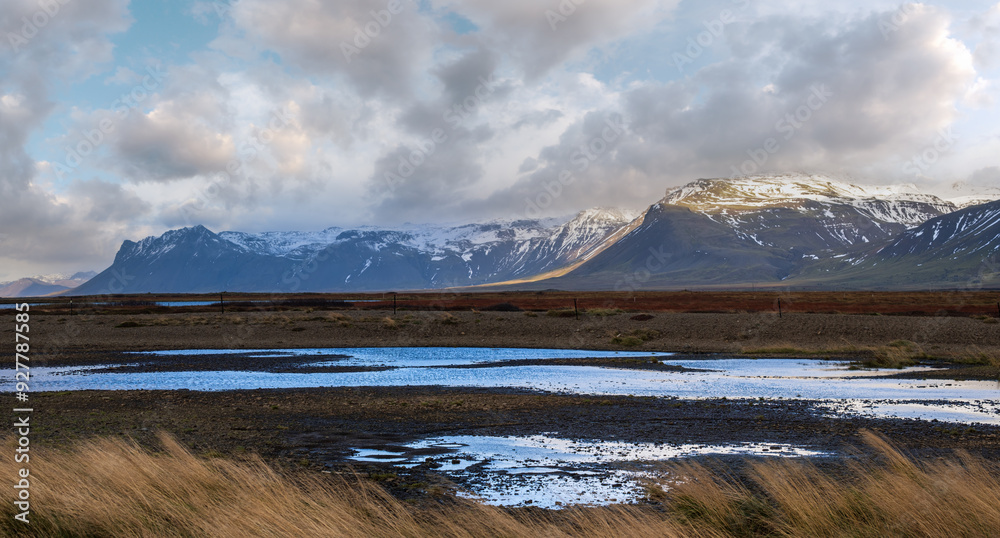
[348,434,828,508]
[6,349,998,425]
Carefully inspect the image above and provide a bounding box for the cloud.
[470,5,979,217]
[0,0,133,278]
[430,0,677,78]
[66,178,152,221]
[1,0,131,79]
[222,0,436,99]
[968,2,1000,69]
[365,123,494,222]
[1,0,996,280]
[512,109,564,130]
[0,175,152,276]
[110,99,237,182]
[963,166,1000,192]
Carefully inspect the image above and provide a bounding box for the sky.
[1,0,999,281]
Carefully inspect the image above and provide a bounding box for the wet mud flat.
[31,385,1000,503]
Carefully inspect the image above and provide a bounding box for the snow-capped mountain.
[525,175,998,291]
[660,174,955,255]
[72,175,1000,294]
[73,210,638,294]
[664,174,954,223]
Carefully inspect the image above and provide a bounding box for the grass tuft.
[611,329,661,347]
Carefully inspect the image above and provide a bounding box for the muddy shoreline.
[31,387,1000,467]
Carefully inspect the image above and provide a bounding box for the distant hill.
[0,271,96,298]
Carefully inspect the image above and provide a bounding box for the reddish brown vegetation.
[19,290,1000,317]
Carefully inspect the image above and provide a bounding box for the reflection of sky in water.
[128,347,672,366]
[348,434,828,508]
[6,349,998,425]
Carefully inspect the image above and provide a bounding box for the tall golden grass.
[3,432,998,537]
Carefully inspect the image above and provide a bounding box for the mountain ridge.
[72,210,639,295]
[67,175,1000,295]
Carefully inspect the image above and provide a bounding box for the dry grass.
[611,328,661,346]
[741,341,928,369]
[0,433,682,537]
[652,432,1000,537]
[436,312,462,325]
[4,432,1000,537]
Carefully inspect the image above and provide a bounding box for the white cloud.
[431,0,678,78]
[0,0,133,280]
[1,0,998,279]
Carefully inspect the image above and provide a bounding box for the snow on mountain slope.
[219,228,346,257]
[793,200,1000,289]
[655,174,955,255]
[84,210,640,293]
[873,200,1000,258]
[122,225,248,264]
[664,173,954,227]
[216,211,636,272]
[949,195,1000,210]
[550,208,642,259]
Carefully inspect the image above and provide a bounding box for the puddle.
[350,449,410,463]
[348,434,828,508]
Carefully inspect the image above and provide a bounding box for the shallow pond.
[6,348,998,424]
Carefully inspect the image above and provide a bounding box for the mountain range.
[69,174,1000,294]
[0,272,97,298]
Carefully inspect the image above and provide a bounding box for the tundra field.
[4,291,1000,537]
